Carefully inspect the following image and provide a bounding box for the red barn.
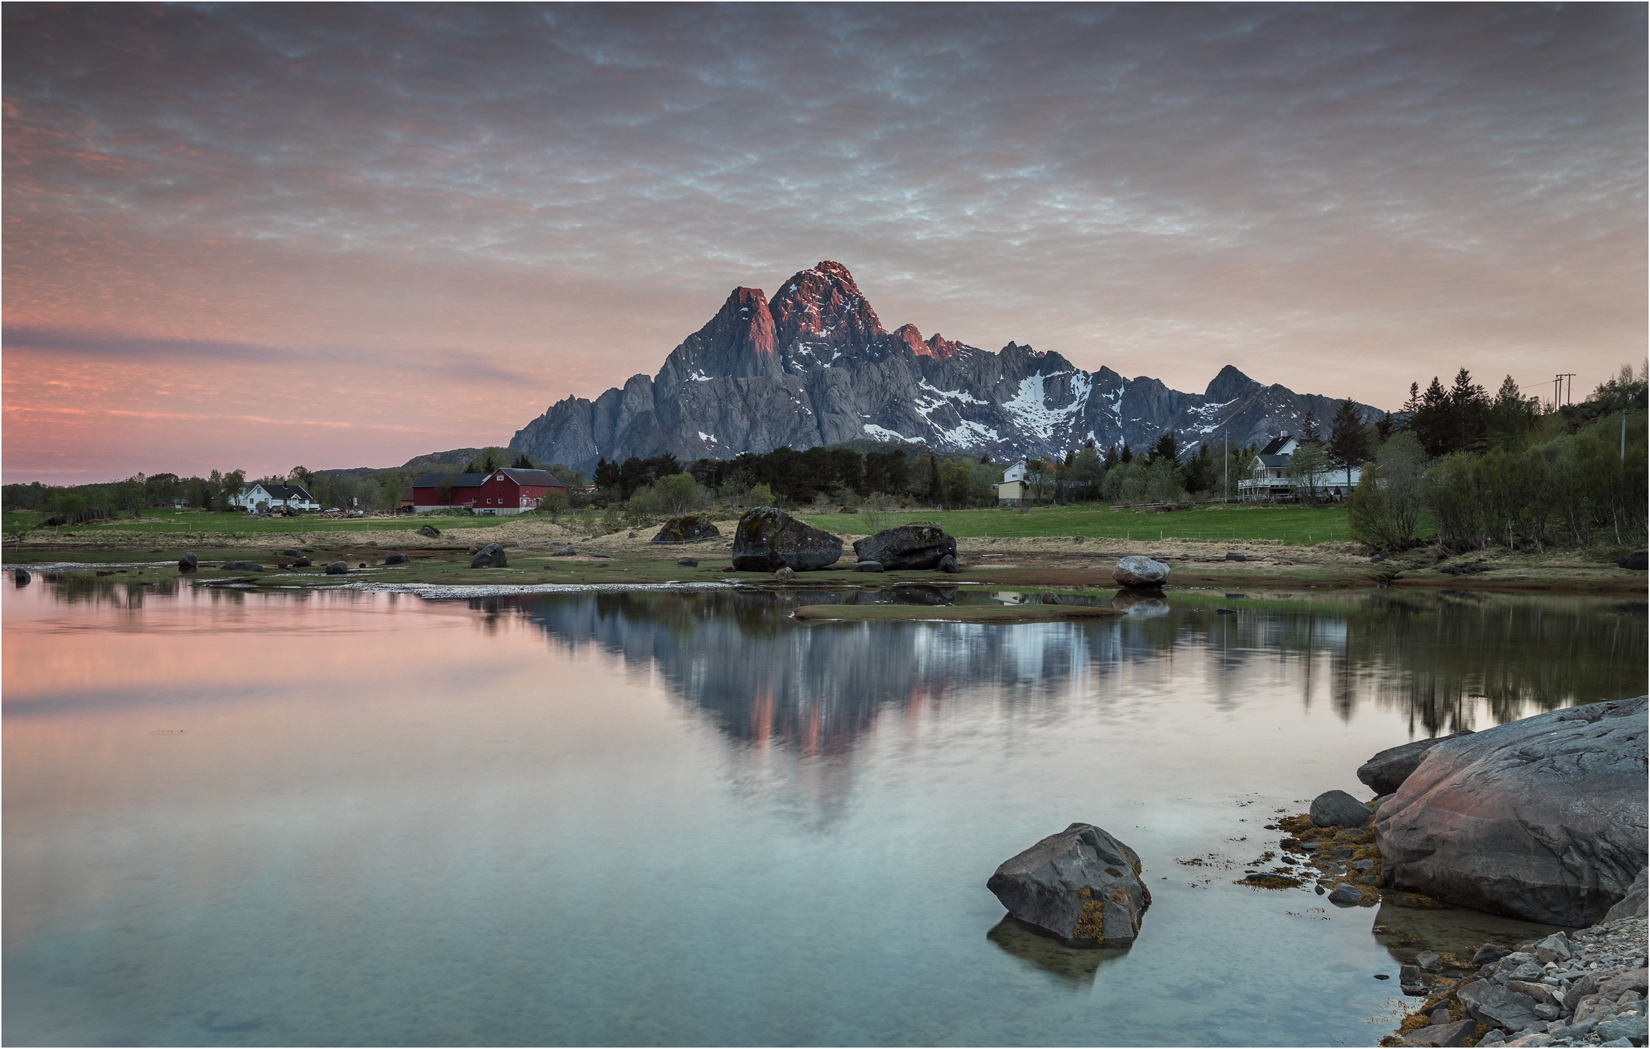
[410,469,564,515]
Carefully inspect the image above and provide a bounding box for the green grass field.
[809,502,1412,545]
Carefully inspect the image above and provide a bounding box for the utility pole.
[1554,373,1576,408]
[1624,410,1629,459]
[1223,431,1229,502]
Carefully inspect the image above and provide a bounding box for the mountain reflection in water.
[486,586,1644,755]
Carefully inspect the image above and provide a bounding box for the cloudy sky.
[4,3,1644,483]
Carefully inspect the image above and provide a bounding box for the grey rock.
[1600,971,1650,999]
[12,568,29,585]
[1113,555,1170,589]
[1311,789,1373,828]
[1431,1007,1454,1025]
[986,822,1151,948]
[1477,1032,1506,1047]
[1458,979,1543,1032]
[1476,944,1515,967]
[1508,980,1559,1006]
[1547,1019,1597,1041]
[1216,607,1237,614]
[731,507,842,572]
[1572,995,1618,1025]
[1409,1018,1477,1046]
[285,557,312,568]
[221,561,263,571]
[677,557,699,567]
[1357,730,1476,795]
[471,543,507,569]
[1328,883,1367,906]
[774,566,797,582]
[1594,1014,1648,1045]
[552,544,577,557]
[282,548,300,557]
[853,560,884,573]
[937,554,959,574]
[383,553,410,565]
[1224,551,1246,561]
[417,524,441,538]
[1616,552,1649,571]
[366,541,377,546]
[1402,963,1426,994]
[1604,868,1648,923]
[1597,1038,1634,1048]
[1375,696,1650,925]
[1352,859,1376,872]
[1532,1003,1560,1021]
[1417,950,1443,972]
[178,552,198,572]
[1535,933,1574,965]
[324,561,349,575]
[852,523,957,571]
[650,514,721,545]
[1503,1035,1552,1048]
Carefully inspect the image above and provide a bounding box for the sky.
[4,3,1645,485]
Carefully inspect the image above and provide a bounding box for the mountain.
[510,261,1382,470]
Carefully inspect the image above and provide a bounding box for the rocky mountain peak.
[921,333,963,360]
[768,260,886,353]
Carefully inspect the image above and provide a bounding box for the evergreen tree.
[1300,411,1321,443]
[1414,377,1453,457]
[1449,368,1489,452]
[1376,412,1395,441]
[1327,399,1371,487]
[510,453,534,469]
[1151,433,1178,462]
[1119,442,1133,464]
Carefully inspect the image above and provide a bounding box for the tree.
[1286,442,1329,506]
[655,473,699,515]
[594,458,621,492]
[1487,375,1537,448]
[1118,442,1133,464]
[1327,399,1371,488]
[288,466,314,489]
[1413,377,1453,457]
[481,447,503,473]
[1449,368,1489,452]
[1300,411,1321,444]
[748,483,775,507]
[1065,446,1104,501]
[1346,432,1426,550]
[1150,433,1178,463]
[1376,412,1395,442]
[511,453,534,469]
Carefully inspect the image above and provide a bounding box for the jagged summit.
[511,263,1382,471]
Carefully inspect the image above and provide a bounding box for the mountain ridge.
[510,261,1382,470]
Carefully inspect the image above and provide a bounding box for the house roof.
[411,469,565,489]
[1259,435,1296,456]
[1255,453,1290,468]
[253,484,313,501]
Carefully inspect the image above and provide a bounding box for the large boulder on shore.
[1113,555,1169,589]
[986,823,1151,949]
[1375,695,1649,926]
[852,523,957,571]
[731,507,841,572]
[650,514,721,545]
[1357,730,1475,795]
[471,543,508,569]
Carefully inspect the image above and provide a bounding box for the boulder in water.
[1375,695,1649,925]
[854,560,884,573]
[650,515,721,544]
[731,507,841,572]
[13,568,30,585]
[987,823,1151,948]
[851,523,957,571]
[1113,555,1170,589]
[221,561,263,572]
[1357,730,1475,795]
[324,561,349,575]
[178,552,198,573]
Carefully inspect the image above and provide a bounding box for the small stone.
[1532,1004,1560,1020]
[418,524,441,538]
[358,563,367,569]
[367,541,377,546]
[325,561,348,575]
[854,560,884,573]
[221,561,263,571]
[1224,552,1246,561]
[384,553,410,565]
[1594,1015,1649,1045]
[1310,789,1373,828]
[1418,951,1443,972]
[937,554,959,573]
[774,566,796,582]
[551,544,576,557]
[677,557,698,567]
[282,548,300,557]
[1328,883,1365,906]
[1412,1018,1477,1046]
[1217,607,1237,614]
[1042,592,1060,604]
[1477,944,1516,967]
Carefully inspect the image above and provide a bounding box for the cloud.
[2,3,1644,482]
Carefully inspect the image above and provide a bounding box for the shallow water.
[4,577,1644,1046]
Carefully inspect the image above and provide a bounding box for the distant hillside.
[511,260,1385,472]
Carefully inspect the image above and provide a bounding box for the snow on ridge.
[862,423,921,442]
[931,418,1000,448]
[689,370,714,382]
[918,379,987,405]
[697,431,719,444]
[1002,372,1088,442]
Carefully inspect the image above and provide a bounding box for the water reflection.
[501,587,1644,756]
[986,917,1127,990]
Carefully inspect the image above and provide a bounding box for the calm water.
[4,576,1645,1047]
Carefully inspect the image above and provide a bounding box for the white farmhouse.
[230,483,320,513]
[1237,434,1362,502]
[992,459,1055,506]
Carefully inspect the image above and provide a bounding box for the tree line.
[1349,365,1646,552]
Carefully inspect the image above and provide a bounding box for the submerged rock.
[13,568,29,585]
[650,514,721,545]
[986,823,1151,949]
[178,552,198,572]
[851,523,956,571]
[1113,555,1169,589]
[1356,730,1475,795]
[1375,695,1649,925]
[221,561,263,572]
[731,507,841,572]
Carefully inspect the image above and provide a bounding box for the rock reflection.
[986,916,1127,990]
[1369,901,1560,971]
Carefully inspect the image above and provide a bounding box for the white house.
[1237,433,1362,502]
[992,459,1055,506]
[231,483,320,513]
